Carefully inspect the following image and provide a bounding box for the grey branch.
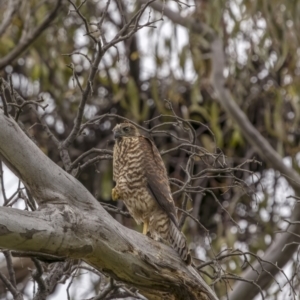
[141,2,300,300]
[0,111,218,300]
[210,35,300,300]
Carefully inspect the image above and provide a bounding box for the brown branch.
[100,202,132,218]
[61,2,106,172]
[62,42,102,158]
[62,1,164,163]
[8,99,48,111]
[102,0,161,52]
[96,0,111,45]
[67,0,97,43]
[74,154,112,177]
[177,207,208,234]
[70,148,113,170]
[61,51,92,65]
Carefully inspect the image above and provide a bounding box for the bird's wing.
[139,136,179,227]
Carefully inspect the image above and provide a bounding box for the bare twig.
[62,44,102,166]
[0,161,8,204]
[70,148,113,170]
[93,278,115,300]
[1,78,60,147]
[75,155,112,177]
[100,202,132,218]
[0,78,9,116]
[61,51,92,65]
[68,0,97,43]
[8,99,48,111]
[102,0,162,52]
[32,258,47,295]
[177,207,208,233]
[0,271,23,300]
[3,251,17,288]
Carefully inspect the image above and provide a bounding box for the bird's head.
[112,122,140,139]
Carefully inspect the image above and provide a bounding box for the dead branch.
[0,110,218,300]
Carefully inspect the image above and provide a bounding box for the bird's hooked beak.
[112,126,121,139]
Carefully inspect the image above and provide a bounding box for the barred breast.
[113,137,158,224]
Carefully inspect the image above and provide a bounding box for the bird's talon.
[112,187,120,201]
[142,222,149,235]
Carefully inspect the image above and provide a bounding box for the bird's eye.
[123,126,129,132]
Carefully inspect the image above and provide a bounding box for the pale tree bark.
[140,1,300,299]
[0,111,218,300]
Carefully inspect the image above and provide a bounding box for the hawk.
[112,122,191,264]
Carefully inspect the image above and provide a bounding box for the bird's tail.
[168,221,191,264]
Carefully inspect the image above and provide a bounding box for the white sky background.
[0,0,299,299]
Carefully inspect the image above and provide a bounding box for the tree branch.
[210,36,300,300]
[0,111,218,300]
[141,2,300,300]
[0,271,23,300]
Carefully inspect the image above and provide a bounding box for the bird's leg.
[111,187,120,201]
[142,221,148,235]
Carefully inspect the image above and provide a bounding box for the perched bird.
[112,122,191,264]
